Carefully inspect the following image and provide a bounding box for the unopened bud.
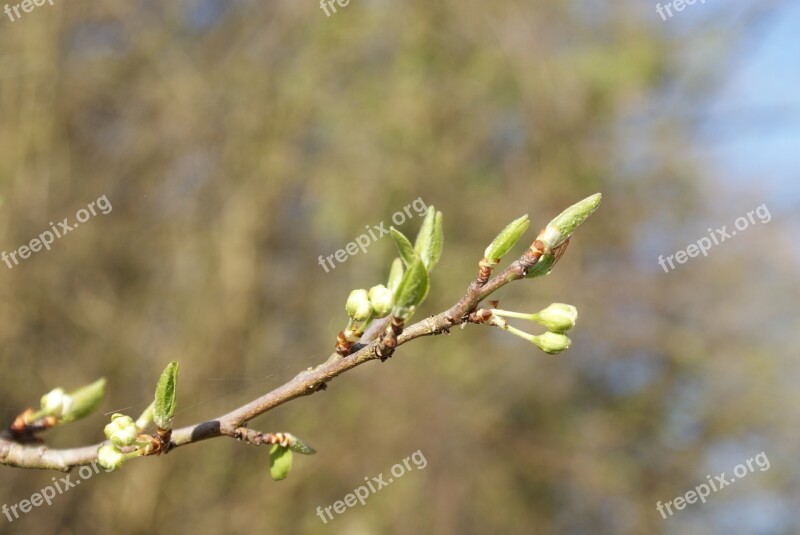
[345,289,373,321]
[530,332,571,355]
[537,193,602,250]
[524,251,555,278]
[40,388,72,418]
[532,303,577,333]
[104,413,138,448]
[62,378,106,422]
[97,444,126,471]
[368,284,393,317]
[484,214,530,265]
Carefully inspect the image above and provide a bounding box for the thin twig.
[0,252,538,472]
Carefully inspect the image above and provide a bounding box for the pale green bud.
[97,444,126,471]
[524,251,555,278]
[539,193,602,249]
[368,284,393,318]
[272,432,317,455]
[40,388,71,418]
[484,214,530,265]
[62,378,106,422]
[287,436,316,455]
[345,289,373,321]
[104,414,138,448]
[135,401,154,431]
[531,332,571,355]
[532,303,577,333]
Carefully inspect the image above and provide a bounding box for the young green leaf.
[430,211,444,269]
[415,209,443,271]
[387,257,404,295]
[484,214,530,265]
[154,361,179,430]
[269,445,294,481]
[414,207,435,256]
[390,227,417,266]
[391,258,429,319]
[414,207,444,271]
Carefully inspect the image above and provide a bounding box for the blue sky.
[699,2,800,210]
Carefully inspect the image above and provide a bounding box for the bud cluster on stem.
[0,194,601,478]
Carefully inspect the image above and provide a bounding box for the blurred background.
[0,1,798,534]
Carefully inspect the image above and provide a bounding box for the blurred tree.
[0,1,796,534]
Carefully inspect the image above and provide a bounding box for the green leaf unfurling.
[392,258,429,319]
[414,208,444,271]
[154,361,179,430]
[390,227,417,266]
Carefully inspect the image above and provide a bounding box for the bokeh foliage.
[0,1,796,534]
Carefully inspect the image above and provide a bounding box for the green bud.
[286,434,317,455]
[269,445,293,481]
[154,361,179,431]
[491,304,576,333]
[484,214,530,265]
[62,378,106,422]
[368,284,393,318]
[135,401,154,431]
[530,332,571,355]
[345,289,373,321]
[104,413,138,448]
[414,208,444,271]
[539,193,601,249]
[389,227,417,266]
[387,257,404,295]
[532,303,578,333]
[524,251,555,278]
[40,388,70,418]
[391,258,429,319]
[97,444,126,471]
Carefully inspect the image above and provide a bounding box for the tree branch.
[0,250,540,473]
[12,163,618,478]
